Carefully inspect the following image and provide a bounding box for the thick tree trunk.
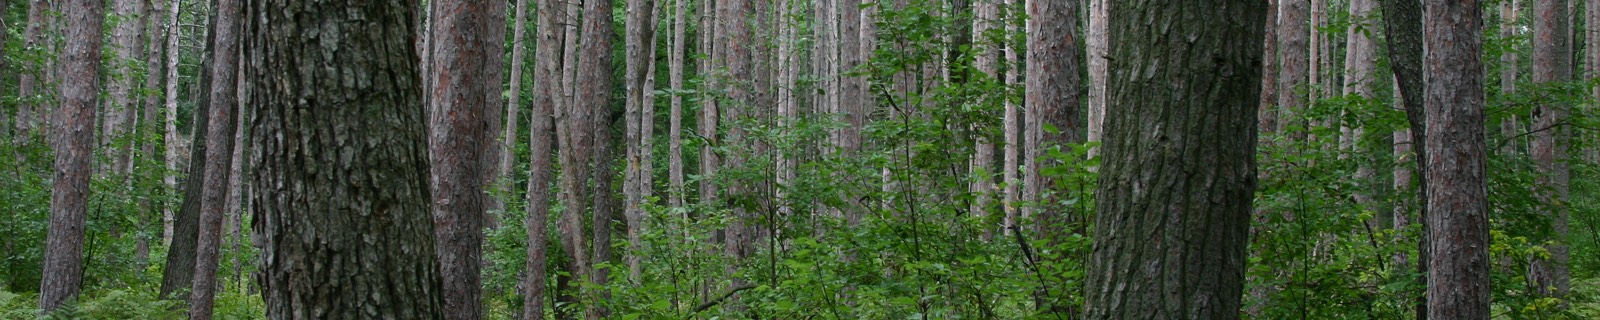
[39,0,104,311]
[424,0,507,317]
[248,0,445,317]
[188,0,240,316]
[719,0,755,262]
[1086,0,1107,156]
[1081,1,1265,318]
[1024,0,1081,313]
[1278,0,1309,138]
[159,4,217,299]
[1421,1,1490,318]
[1529,0,1571,303]
[106,0,149,175]
[522,0,564,317]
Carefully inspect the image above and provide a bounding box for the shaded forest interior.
[2,0,1600,318]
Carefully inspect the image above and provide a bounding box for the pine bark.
[1260,0,1280,133]
[1082,1,1265,318]
[1377,0,1430,316]
[1421,0,1490,318]
[106,0,149,175]
[15,0,52,137]
[1278,0,1308,138]
[161,0,185,246]
[424,0,507,316]
[248,0,445,316]
[624,0,658,282]
[522,0,564,317]
[668,0,688,208]
[188,0,240,316]
[969,0,998,226]
[1001,0,1021,231]
[1024,0,1079,234]
[159,4,217,299]
[1529,0,1571,302]
[1344,0,1379,210]
[39,0,104,311]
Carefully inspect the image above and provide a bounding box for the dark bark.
[159,2,218,299]
[189,0,241,316]
[1421,0,1490,318]
[425,0,507,316]
[1082,1,1265,318]
[38,0,104,311]
[1376,0,1429,317]
[247,0,445,317]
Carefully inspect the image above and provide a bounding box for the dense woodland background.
[0,0,1598,318]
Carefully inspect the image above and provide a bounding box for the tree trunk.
[1500,0,1522,155]
[187,0,240,316]
[571,0,613,314]
[1024,0,1081,313]
[106,0,148,175]
[669,0,688,208]
[161,0,185,246]
[969,0,998,229]
[522,0,563,317]
[15,0,53,138]
[159,1,217,299]
[1421,0,1490,318]
[1376,0,1429,317]
[1344,0,1379,211]
[424,0,507,317]
[1086,0,1107,156]
[1001,0,1021,232]
[1081,1,1265,318]
[588,117,618,320]
[39,0,104,311]
[1588,0,1600,163]
[1529,0,1571,303]
[1260,0,1280,133]
[624,0,658,282]
[248,0,445,316]
[501,0,530,221]
[1278,0,1309,138]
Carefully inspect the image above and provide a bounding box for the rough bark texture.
[1277,0,1308,136]
[39,0,104,311]
[106,0,149,175]
[1001,0,1021,231]
[248,0,446,317]
[1081,1,1265,318]
[719,0,755,261]
[1376,0,1429,316]
[1529,0,1571,302]
[189,0,241,316]
[424,0,507,316]
[160,1,218,299]
[522,0,563,317]
[1500,0,1521,155]
[1421,1,1490,318]
[1024,0,1080,233]
[1086,0,1107,155]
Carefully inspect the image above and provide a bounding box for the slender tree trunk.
[1501,0,1522,155]
[1421,0,1490,318]
[1530,0,1571,303]
[1376,0,1429,317]
[1086,0,1107,156]
[669,0,688,208]
[424,0,507,316]
[571,0,613,314]
[1344,0,1379,211]
[969,0,998,228]
[1001,0,1020,232]
[0,0,8,137]
[1261,0,1280,134]
[501,0,530,220]
[249,0,445,316]
[699,0,719,226]
[16,0,53,138]
[187,0,241,316]
[624,0,658,282]
[588,116,618,320]
[159,0,217,299]
[1589,0,1600,162]
[39,0,104,311]
[522,0,563,317]
[161,0,184,245]
[1278,0,1309,139]
[106,0,148,176]
[1082,1,1265,317]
